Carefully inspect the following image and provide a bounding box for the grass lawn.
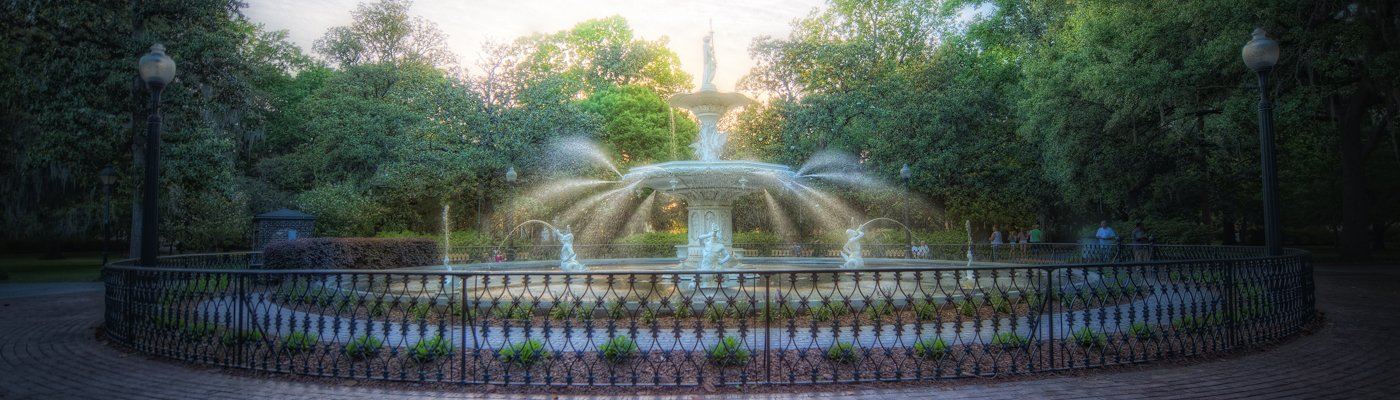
[0,252,106,283]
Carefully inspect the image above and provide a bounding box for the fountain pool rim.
[404,257,1030,274]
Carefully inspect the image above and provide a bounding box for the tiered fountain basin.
[622,160,796,267]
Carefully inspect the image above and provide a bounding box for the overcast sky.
[241,0,830,92]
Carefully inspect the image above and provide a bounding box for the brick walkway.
[1,265,1395,399]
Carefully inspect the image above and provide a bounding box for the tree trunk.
[128,0,144,260]
[1336,87,1376,260]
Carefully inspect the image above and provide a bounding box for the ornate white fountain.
[622,30,795,271]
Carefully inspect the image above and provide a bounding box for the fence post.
[236,271,245,368]
[1224,260,1238,349]
[763,273,771,384]
[1046,267,1055,370]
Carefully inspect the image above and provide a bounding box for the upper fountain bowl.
[668,90,754,116]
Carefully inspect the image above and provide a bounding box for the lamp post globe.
[137,43,175,266]
[99,164,118,266]
[1242,28,1283,256]
[900,163,912,258]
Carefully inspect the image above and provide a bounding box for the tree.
[511,16,693,96]
[577,85,698,168]
[312,0,457,69]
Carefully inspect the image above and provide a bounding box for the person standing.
[1014,227,1029,259]
[1131,222,1151,262]
[988,225,1003,261]
[918,240,930,259]
[1095,220,1117,261]
[1029,223,1045,259]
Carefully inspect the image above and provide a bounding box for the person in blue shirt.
[1095,220,1117,261]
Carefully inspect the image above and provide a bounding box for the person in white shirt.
[1095,220,1117,261]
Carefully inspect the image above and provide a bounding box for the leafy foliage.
[409,335,453,363]
[498,338,550,368]
[345,335,383,360]
[825,342,860,364]
[599,336,638,363]
[707,336,750,366]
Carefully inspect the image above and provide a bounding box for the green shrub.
[732,231,782,244]
[550,303,578,320]
[991,332,1027,349]
[498,339,550,368]
[280,332,319,354]
[759,302,796,322]
[707,336,750,366]
[1023,293,1045,310]
[988,296,1012,313]
[1129,323,1159,340]
[730,301,754,318]
[957,299,978,316]
[671,303,693,319]
[409,335,453,363]
[599,336,638,363]
[264,237,440,270]
[344,335,382,360]
[704,304,727,322]
[611,232,686,245]
[825,342,860,364]
[606,302,629,319]
[408,303,435,321]
[640,306,658,324]
[493,302,532,321]
[219,329,265,346]
[178,322,217,341]
[913,338,948,360]
[912,299,940,321]
[808,302,850,322]
[865,300,894,320]
[448,304,478,319]
[1071,327,1106,347]
[1173,313,1220,332]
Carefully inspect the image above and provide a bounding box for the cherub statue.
[840,218,866,269]
[557,225,587,271]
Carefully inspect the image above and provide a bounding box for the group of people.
[985,224,1046,260]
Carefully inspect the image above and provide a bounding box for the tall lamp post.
[1242,28,1283,256]
[137,43,175,266]
[99,164,119,266]
[505,167,517,261]
[901,164,912,259]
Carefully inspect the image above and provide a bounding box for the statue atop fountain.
[556,225,587,271]
[841,218,866,269]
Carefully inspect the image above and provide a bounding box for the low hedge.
[263,237,440,270]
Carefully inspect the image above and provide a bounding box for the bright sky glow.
[242,0,828,92]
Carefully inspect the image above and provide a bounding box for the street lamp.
[99,164,119,266]
[900,163,912,259]
[1242,28,1283,256]
[137,43,175,266]
[505,167,517,261]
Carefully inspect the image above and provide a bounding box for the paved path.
[1,265,1395,399]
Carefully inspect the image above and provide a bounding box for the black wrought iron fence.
[104,246,1312,386]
